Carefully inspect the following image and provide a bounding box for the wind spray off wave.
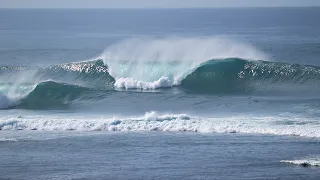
[101,37,268,89]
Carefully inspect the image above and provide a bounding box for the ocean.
[0,7,320,179]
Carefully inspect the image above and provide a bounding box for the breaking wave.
[102,37,267,89]
[1,58,320,109]
[1,37,320,109]
[0,60,114,109]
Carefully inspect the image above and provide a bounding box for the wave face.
[181,58,320,93]
[16,81,108,109]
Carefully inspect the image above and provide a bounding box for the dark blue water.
[1,132,320,180]
[0,8,320,179]
[1,8,320,66]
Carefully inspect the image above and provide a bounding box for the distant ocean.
[1,8,320,180]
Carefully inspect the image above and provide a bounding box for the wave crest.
[101,37,267,87]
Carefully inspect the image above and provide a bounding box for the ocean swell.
[1,38,320,109]
[1,58,320,109]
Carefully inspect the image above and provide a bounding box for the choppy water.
[0,7,320,179]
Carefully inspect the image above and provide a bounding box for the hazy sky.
[1,0,320,8]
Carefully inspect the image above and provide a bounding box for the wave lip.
[36,60,115,89]
[281,157,320,167]
[0,60,115,90]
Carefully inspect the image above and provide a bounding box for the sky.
[1,0,320,8]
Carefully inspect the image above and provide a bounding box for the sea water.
[0,8,320,179]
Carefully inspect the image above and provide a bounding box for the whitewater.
[1,111,320,139]
[1,8,320,179]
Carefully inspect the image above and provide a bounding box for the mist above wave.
[101,37,268,89]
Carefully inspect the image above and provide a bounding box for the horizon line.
[1,6,320,9]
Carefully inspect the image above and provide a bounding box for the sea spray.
[101,37,268,89]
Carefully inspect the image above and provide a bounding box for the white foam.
[100,37,267,89]
[114,77,172,89]
[1,112,320,138]
[281,157,320,167]
[0,138,18,142]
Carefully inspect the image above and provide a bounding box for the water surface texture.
[0,8,320,179]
